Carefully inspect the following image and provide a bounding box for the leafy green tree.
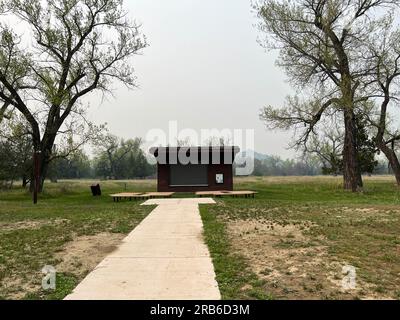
[0,0,147,192]
[251,154,321,176]
[48,150,93,180]
[356,117,378,175]
[0,139,16,188]
[306,117,377,176]
[361,28,400,185]
[256,0,399,191]
[93,133,155,179]
[0,113,33,187]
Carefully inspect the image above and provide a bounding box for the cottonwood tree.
[256,0,399,191]
[0,113,33,187]
[0,0,147,191]
[93,132,152,179]
[93,132,124,179]
[48,149,93,181]
[306,126,343,176]
[359,19,400,185]
[305,116,377,176]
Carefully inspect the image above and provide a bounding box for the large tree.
[256,0,399,191]
[306,116,378,176]
[0,113,33,187]
[0,0,146,191]
[360,19,400,185]
[48,149,93,181]
[93,133,154,179]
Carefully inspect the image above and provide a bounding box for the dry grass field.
[202,175,400,300]
[0,176,399,300]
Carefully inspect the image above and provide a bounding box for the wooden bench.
[196,191,229,197]
[228,191,258,198]
[110,193,144,202]
[145,192,175,199]
[195,191,258,198]
[110,192,175,202]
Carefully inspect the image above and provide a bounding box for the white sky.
[84,0,295,158]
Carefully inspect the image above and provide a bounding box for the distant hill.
[239,150,270,161]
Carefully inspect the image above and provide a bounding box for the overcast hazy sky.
[85,0,295,158]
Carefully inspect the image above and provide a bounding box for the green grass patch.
[202,176,400,300]
[0,179,156,300]
[2,176,400,300]
[200,205,272,300]
[25,273,78,300]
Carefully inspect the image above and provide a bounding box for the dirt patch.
[1,232,125,300]
[337,207,400,225]
[55,232,125,277]
[1,275,40,300]
[0,219,69,232]
[342,206,399,215]
[227,218,390,300]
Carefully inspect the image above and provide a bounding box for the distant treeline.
[47,138,156,181]
[251,155,392,177]
[1,131,395,189]
[0,132,156,188]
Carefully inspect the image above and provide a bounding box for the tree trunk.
[375,92,400,186]
[342,108,363,192]
[377,142,400,186]
[318,24,363,191]
[28,145,52,193]
[38,158,49,192]
[29,159,49,192]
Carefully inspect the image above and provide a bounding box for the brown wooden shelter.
[149,146,240,192]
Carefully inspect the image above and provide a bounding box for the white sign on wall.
[216,174,224,184]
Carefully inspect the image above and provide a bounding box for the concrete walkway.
[65,198,220,300]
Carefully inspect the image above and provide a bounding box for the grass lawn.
[1,176,399,300]
[201,176,400,300]
[0,180,156,300]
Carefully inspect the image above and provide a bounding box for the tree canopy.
[256,0,400,190]
[0,0,147,191]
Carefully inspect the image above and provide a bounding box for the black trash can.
[90,184,102,196]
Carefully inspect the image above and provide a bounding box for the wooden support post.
[33,151,41,205]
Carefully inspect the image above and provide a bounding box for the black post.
[33,151,41,205]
